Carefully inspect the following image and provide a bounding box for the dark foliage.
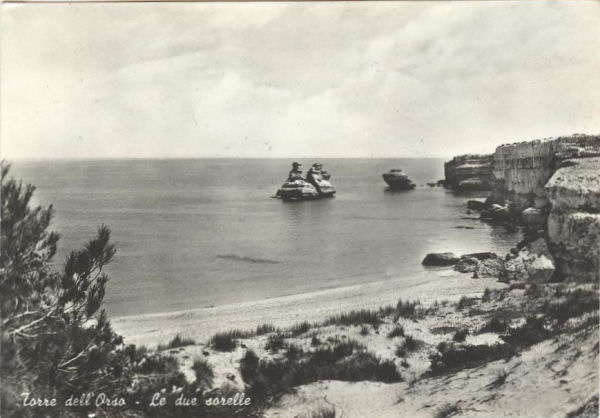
[243,340,401,403]
[500,316,551,348]
[456,296,478,310]
[394,299,420,321]
[210,329,252,351]
[191,358,214,389]
[255,323,278,335]
[395,335,422,357]
[1,163,131,417]
[387,325,405,339]
[165,334,196,349]
[265,333,286,352]
[479,313,511,334]
[542,288,599,323]
[289,321,311,337]
[429,342,516,375]
[452,328,469,342]
[324,309,382,326]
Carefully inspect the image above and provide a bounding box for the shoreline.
[112,269,506,347]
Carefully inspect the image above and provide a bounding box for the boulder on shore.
[475,258,505,278]
[481,204,510,222]
[454,256,479,273]
[502,238,555,283]
[522,207,545,228]
[422,252,460,266]
[466,200,487,211]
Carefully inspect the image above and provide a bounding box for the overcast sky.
[2,1,599,159]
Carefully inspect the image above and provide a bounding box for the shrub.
[134,353,179,375]
[307,404,336,418]
[166,334,196,349]
[324,309,382,326]
[191,357,214,389]
[240,350,259,383]
[311,335,321,346]
[360,325,370,336]
[379,304,396,317]
[290,321,312,336]
[387,325,405,339]
[402,335,421,352]
[256,323,277,335]
[285,344,304,360]
[395,299,420,320]
[456,296,478,310]
[429,342,516,375]
[543,288,599,323]
[479,314,511,334]
[452,328,469,342]
[210,330,250,351]
[482,288,492,302]
[500,315,551,348]
[244,341,401,402]
[266,333,286,352]
[396,335,422,357]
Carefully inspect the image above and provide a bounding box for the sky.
[2,1,599,159]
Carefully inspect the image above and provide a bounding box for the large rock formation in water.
[444,154,494,191]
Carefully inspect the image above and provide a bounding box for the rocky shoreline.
[133,134,599,418]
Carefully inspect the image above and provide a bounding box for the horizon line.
[3,155,457,162]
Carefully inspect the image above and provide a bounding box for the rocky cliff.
[492,134,600,212]
[444,154,494,190]
[491,134,600,282]
[546,157,600,282]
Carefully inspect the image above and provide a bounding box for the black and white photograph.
[1,1,599,417]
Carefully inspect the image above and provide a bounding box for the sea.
[9,159,520,317]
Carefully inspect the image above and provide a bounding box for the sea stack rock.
[382,169,416,190]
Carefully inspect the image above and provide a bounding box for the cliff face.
[546,157,600,282]
[492,135,600,211]
[491,134,600,282]
[444,154,494,190]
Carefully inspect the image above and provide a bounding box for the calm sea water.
[10,159,519,316]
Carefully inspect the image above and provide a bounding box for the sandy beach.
[112,269,506,347]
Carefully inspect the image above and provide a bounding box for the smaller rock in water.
[467,200,486,211]
[422,252,460,266]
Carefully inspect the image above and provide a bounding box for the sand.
[112,269,505,347]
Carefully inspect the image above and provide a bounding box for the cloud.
[2,1,599,159]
